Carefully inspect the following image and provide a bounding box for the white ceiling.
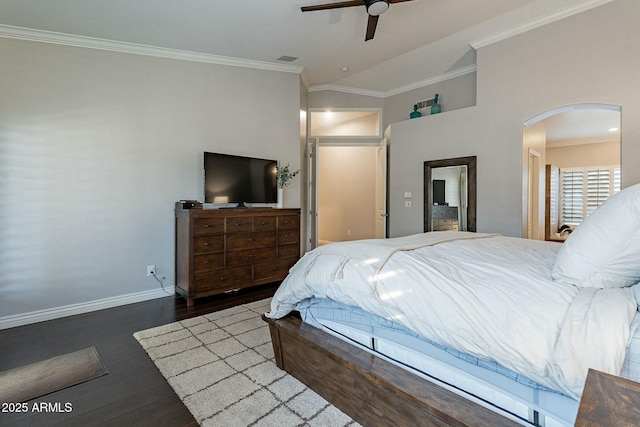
[544,108,621,146]
[0,0,612,94]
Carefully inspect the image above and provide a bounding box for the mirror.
[424,156,477,232]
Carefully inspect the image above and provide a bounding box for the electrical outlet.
[147,265,156,276]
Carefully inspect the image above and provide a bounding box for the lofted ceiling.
[0,0,613,95]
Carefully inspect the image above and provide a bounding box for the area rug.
[0,346,108,403]
[134,298,358,427]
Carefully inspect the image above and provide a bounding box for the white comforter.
[266,231,637,398]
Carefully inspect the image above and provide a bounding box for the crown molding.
[307,84,386,98]
[307,64,477,99]
[384,64,477,97]
[470,0,616,49]
[0,24,303,74]
[299,70,311,90]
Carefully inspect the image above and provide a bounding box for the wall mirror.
[424,156,476,232]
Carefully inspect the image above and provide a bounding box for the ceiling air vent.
[416,98,435,110]
[277,55,298,62]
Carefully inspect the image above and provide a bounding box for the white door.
[306,139,319,251]
[375,138,388,238]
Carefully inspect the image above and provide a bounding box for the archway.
[522,104,621,240]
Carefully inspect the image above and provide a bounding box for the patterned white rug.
[134,298,358,427]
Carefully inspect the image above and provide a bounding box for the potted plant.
[275,163,300,207]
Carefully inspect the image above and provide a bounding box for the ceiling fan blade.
[365,14,379,41]
[301,0,364,12]
[388,0,415,3]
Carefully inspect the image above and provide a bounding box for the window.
[560,166,620,225]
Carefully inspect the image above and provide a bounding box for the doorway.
[307,139,387,249]
[317,145,380,245]
[306,109,386,250]
[522,104,621,240]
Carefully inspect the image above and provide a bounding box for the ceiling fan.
[301,0,416,41]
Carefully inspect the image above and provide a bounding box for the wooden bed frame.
[263,313,521,427]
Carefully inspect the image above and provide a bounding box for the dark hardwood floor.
[0,284,279,427]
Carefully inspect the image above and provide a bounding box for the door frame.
[306,138,388,251]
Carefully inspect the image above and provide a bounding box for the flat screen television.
[204,152,277,206]
[433,179,446,205]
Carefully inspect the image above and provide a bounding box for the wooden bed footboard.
[262,314,520,427]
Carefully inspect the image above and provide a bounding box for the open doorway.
[307,109,386,250]
[522,104,621,240]
[317,145,379,245]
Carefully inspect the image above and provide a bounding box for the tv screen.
[204,152,277,205]
[433,179,446,205]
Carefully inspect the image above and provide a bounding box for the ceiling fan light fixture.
[365,0,389,16]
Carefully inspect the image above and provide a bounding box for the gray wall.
[0,38,301,320]
[307,90,384,115]
[388,0,640,238]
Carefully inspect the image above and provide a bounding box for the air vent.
[416,98,435,110]
[277,55,298,62]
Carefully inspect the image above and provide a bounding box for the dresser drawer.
[193,236,225,253]
[432,206,458,220]
[278,215,299,230]
[278,244,299,259]
[225,217,253,233]
[226,246,276,267]
[253,216,277,231]
[193,218,225,236]
[254,258,296,282]
[278,229,299,245]
[194,266,252,292]
[194,253,224,271]
[227,231,276,250]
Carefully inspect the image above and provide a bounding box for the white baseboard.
[0,287,176,330]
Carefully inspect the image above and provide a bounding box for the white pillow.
[552,182,640,288]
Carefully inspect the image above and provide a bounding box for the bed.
[264,183,640,426]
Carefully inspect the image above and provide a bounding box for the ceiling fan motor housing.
[366,0,389,16]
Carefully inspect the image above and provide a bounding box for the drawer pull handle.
[204,260,209,264]
[204,224,210,228]
[261,221,267,225]
[283,220,290,224]
[284,234,289,238]
[248,238,253,242]
[248,254,255,259]
[234,223,242,227]
[204,242,210,246]
[219,277,226,281]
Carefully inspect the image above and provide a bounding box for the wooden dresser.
[175,207,300,306]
